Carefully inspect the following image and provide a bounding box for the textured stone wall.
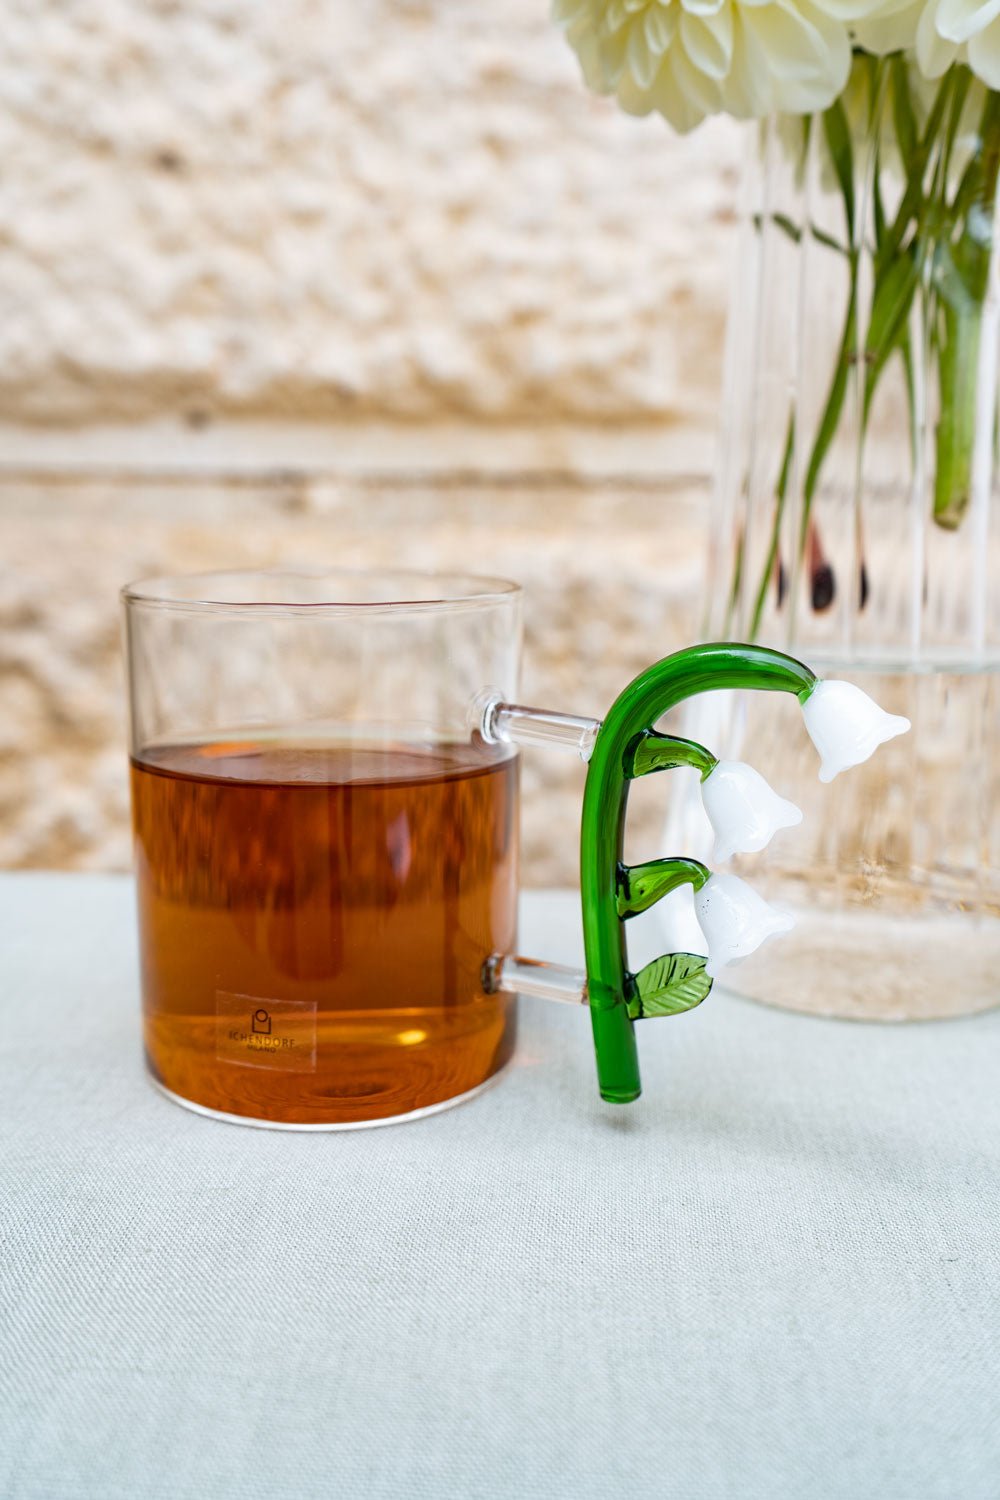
[0,0,739,882]
[2,0,740,425]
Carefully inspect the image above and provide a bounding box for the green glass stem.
[580,642,816,1105]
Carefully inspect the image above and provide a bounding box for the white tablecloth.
[2,873,999,1500]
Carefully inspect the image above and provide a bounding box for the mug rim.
[121,567,522,615]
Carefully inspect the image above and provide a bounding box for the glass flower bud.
[693,872,796,978]
[701,759,802,863]
[802,679,910,783]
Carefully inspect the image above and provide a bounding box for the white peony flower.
[553,0,854,133]
[801,679,911,783]
[843,0,1000,88]
[700,759,802,863]
[554,0,1000,126]
[694,871,795,976]
[846,0,926,56]
[912,0,1000,88]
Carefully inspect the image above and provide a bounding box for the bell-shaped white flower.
[694,872,795,978]
[701,759,802,863]
[801,679,910,784]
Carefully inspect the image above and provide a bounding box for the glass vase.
[670,58,1000,1020]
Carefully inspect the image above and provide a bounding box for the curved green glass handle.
[581,642,816,1104]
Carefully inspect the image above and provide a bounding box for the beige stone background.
[0,0,742,884]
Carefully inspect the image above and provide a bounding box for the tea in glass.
[123,571,523,1128]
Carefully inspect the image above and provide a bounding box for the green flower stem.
[933,88,1000,527]
[934,291,982,527]
[580,643,816,1105]
[745,62,1000,634]
[749,409,795,640]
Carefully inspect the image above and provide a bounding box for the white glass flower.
[700,759,802,863]
[801,679,910,784]
[694,872,795,977]
[552,0,853,134]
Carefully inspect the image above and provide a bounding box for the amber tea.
[131,739,519,1126]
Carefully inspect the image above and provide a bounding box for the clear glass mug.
[123,569,906,1129]
[123,570,535,1129]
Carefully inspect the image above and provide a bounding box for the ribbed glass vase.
[669,58,1000,1020]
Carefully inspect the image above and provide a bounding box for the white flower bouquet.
[554,0,1000,133]
[555,0,1000,609]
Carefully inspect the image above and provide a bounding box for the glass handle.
[481,647,908,1112]
[483,953,587,1006]
[580,643,820,1106]
[478,693,600,761]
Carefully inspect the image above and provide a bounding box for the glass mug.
[123,570,907,1129]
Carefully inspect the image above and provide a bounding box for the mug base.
[148,1064,510,1131]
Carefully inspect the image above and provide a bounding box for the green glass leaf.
[626,732,716,781]
[616,857,709,920]
[614,864,707,918]
[626,952,713,1020]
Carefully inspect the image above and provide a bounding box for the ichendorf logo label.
[216,992,318,1073]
